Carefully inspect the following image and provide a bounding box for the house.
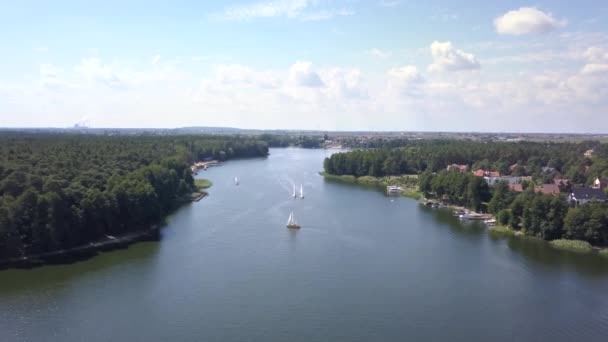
[554,178,571,192]
[484,176,525,186]
[593,177,608,190]
[584,149,594,158]
[509,184,524,192]
[446,164,468,173]
[473,169,486,177]
[473,169,500,178]
[535,184,561,196]
[569,188,608,206]
[542,166,557,174]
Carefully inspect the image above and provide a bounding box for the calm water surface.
[1,148,608,341]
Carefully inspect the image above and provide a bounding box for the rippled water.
[1,148,608,342]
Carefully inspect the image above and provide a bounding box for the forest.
[324,140,608,246]
[0,133,268,260]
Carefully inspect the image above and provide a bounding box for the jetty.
[190,160,222,173]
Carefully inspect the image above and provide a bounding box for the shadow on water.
[421,206,487,240]
[497,234,608,277]
[422,205,608,277]
[0,241,161,295]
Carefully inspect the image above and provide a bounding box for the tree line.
[324,140,606,185]
[324,140,608,246]
[0,134,269,259]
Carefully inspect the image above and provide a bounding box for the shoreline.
[322,172,608,258]
[0,226,160,270]
[0,185,212,270]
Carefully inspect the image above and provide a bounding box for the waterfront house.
[473,169,500,178]
[447,164,469,173]
[534,184,561,196]
[484,176,524,186]
[569,188,608,206]
[593,177,608,190]
[509,184,524,192]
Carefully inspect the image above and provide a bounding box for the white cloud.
[428,41,480,72]
[289,61,324,87]
[380,0,400,8]
[301,8,354,21]
[367,48,391,59]
[581,63,608,75]
[387,66,424,97]
[74,58,126,89]
[222,0,309,20]
[581,46,608,75]
[218,0,353,22]
[494,7,566,35]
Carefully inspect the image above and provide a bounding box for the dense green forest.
[258,134,325,148]
[0,134,268,259]
[324,140,608,184]
[324,140,608,246]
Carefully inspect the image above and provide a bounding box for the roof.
[535,184,560,195]
[487,171,500,177]
[571,188,608,201]
[554,178,570,185]
[473,169,486,177]
[509,184,524,192]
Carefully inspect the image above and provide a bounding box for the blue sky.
[1,0,608,132]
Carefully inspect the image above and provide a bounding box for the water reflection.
[0,242,161,294]
[422,204,608,276]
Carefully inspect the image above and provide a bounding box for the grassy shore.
[549,239,594,253]
[194,178,213,189]
[320,172,422,199]
[488,225,515,235]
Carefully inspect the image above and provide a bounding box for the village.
[445,162,608,207]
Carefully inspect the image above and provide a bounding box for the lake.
[1,148,608,341]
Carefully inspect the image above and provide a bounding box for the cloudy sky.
[1,0,607,132]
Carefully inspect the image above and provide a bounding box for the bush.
[497,209,511,226]
[549,239,593,253]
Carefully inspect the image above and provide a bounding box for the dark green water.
[1,148,608,342]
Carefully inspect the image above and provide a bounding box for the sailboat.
[286,211,301,229]
[234,177,239,185]
[299,184,304,199]
[292,185,297,198]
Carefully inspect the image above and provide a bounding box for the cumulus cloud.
[387,66,424,96]
[289,61,324,87]
[494,7,566,35]
[427,41,480,72]
[323,68,367,99]
[581,46,608,75]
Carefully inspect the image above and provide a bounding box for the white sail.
[292,185,296,198]
[287,212,295,226]
[234,177,239,185]
[299,184,304,198]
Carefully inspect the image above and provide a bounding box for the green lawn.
[194,179,213,189]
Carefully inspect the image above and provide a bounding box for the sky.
[1,0,608,132]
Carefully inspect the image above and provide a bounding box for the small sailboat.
[286,211,301,229]
[292,185,297,198]
[234,177,239,185]
[299,184,304,199]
